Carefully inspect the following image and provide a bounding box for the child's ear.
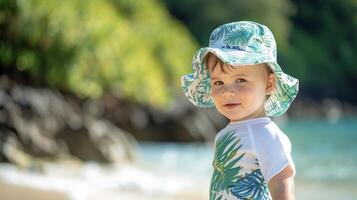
[266,73,276,95]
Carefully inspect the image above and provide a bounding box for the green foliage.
[283,0,357,100]
[0,0,197,107]
[163,0,295,49]
[2,0,356,105]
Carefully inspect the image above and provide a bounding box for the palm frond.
[224,28,253,46]
[210,129,245,198]
[210,24,237,45]
[230,169,271,200]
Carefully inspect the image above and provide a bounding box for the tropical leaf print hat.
[181,21,299,117]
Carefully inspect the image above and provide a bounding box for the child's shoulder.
[216,117,284,140]
[250,119,283,136]
[251,120,288,139]
[226,117,281,134]
[250,120,292,151]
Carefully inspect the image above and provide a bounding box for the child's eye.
[236,78,247,83]
[212,81,223,86]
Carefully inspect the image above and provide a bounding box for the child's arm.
[268,164,295,200]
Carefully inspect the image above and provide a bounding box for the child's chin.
[223,113,243,121]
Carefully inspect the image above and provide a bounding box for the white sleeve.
[250,123,295,182]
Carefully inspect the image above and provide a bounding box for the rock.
[0,76,137,167]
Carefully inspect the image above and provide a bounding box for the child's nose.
[222,85,237,97]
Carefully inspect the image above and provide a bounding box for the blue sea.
[137,118,357,200]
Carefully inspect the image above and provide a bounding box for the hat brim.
[181,47,299,117]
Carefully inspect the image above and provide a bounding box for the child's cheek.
[211,87,220,98]
[235,86,255,100]
[235,85,248,94]
[211,87,224,103]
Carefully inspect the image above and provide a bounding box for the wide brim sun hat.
[181,21,299,117]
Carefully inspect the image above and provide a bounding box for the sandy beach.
[0,181,70,200]
[2,179,357,200]
[0,181,207,200]
[0,163,208,200]
[2,171,357,200]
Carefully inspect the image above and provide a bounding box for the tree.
[162,0,295,49]
[0,0,198,107]
[285,0,357,102]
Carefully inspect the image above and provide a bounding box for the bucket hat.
[181,21,299,117]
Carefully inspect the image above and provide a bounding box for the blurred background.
[0,0,356,199]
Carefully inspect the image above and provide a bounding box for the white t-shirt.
[209,117,295,200]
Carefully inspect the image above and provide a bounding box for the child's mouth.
[223,103,241,109]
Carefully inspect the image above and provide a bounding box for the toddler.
[182,21,299,200]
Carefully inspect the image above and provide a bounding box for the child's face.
[209,63,275,122]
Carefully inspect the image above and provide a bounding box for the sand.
[0,181,70,200]
[0,181,207,200]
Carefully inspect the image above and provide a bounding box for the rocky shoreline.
[0,76,137,169]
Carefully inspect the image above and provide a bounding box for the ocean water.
[281,118,357,183]
[137,117,357,200]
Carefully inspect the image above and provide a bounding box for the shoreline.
[0,164,357,200]
[2,178,357,200]
[0,163,208,200]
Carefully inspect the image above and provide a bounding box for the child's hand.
[268,164,295,200]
